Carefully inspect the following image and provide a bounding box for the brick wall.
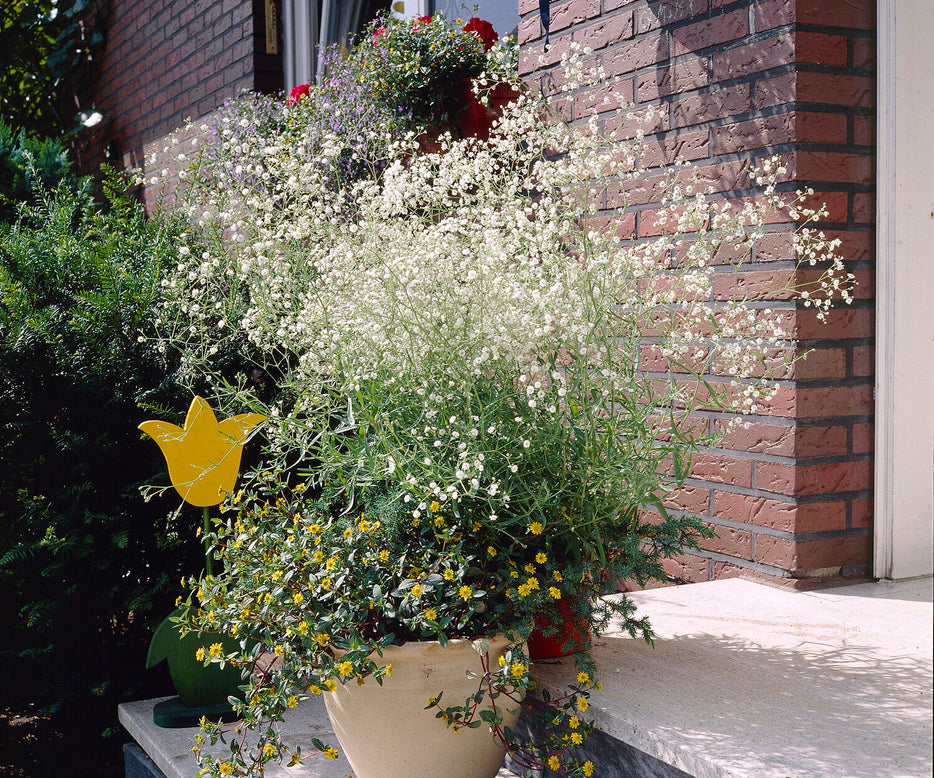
[519,0,875,587]
[75,0,282,175]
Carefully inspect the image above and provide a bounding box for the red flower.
[463,17,498,51]
[372,25,387,44]
[287,83,311,106]
[413,15,432,30]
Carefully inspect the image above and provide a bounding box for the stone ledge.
[119,695,517,778]
[120,577,932,778]
[527,577,933,778]
[119,696,355,778]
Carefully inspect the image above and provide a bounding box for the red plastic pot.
[455,81,521,141]
[528,599,591,659]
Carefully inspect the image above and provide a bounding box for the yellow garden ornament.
[139,396,264,507]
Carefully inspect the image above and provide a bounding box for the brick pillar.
[519,0,875,587]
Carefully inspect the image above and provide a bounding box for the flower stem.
[203,506,213,577]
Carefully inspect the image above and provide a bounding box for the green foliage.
[184,469,599,776]
[0,168,200,775]
[0,119,88,224]
[0,0,101,137]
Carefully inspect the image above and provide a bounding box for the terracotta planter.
[324,635,525,778]
[528,599,591,659]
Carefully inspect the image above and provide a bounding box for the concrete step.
[120,577,933,778]
[521,577,933,778]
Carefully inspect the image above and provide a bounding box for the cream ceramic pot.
[323,635,525,778]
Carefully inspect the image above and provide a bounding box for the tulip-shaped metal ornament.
[139,394,264,509]
[139,396,264,727]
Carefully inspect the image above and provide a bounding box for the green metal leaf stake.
[139,396,264,726]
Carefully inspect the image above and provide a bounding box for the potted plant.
[154,42,853,777]
[346,12,520,139]
[139,396,264,727]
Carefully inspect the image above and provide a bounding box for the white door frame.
[874,0,934,579]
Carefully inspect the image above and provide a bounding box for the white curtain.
[282,0,378,90]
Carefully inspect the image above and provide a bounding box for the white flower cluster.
[158,50,853,428]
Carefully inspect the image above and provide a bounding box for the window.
[280,1,519,91]
[280,0,387,89]
[431,0,519,38]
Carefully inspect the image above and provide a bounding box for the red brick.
[822,229,874,262]
[583,212,638,240]
[754,533,870,572]
[755,460,873,496]
[754,232,795,262]
[796,534,872,571]
[712,267,797,300]
[609,173,665,207]
[852,37,875,69]
[518,0,539,13]
[678,160,751,194]
[797,111,849,145]
[796,0,875,30]
[639,201,710,236]
[640,130,709,168]
[518,13,545,44]
[719,194,796,226]
[760,385,874,419]
[672,84,750,128]
[712,33,794,81]
[797,31,848,67]
[752,72,789,109]
[800,188,850,222]
[613,211,638,240]
[798,72,875,108]
[636,57,708,101]
[549,0,602,33]
[753,534,797,568]
[851,496,873,528]
[605,0,639,10]
[712,560,760,580]
[671,8,748,57]
[853,192,873,224]
[851,345,874,377]
[715,492,848,533]
[604,105,668,140]
[582,80,636,117]
[854,115,874,145]
[716,491,798,532]
[779,306,873,340]
[574,14,634,50]
[700,526,753,559]
[661,553,711,583]
[635,0,707,34]
[713,114,795,154]
[754,0,795,31]
[789,151,874,185]
[662,485,711,514]
[718,421,848,457]
[789,348,849,381]
[605,35,670,77]
[690,453,753,487]
[852,423,874,454]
